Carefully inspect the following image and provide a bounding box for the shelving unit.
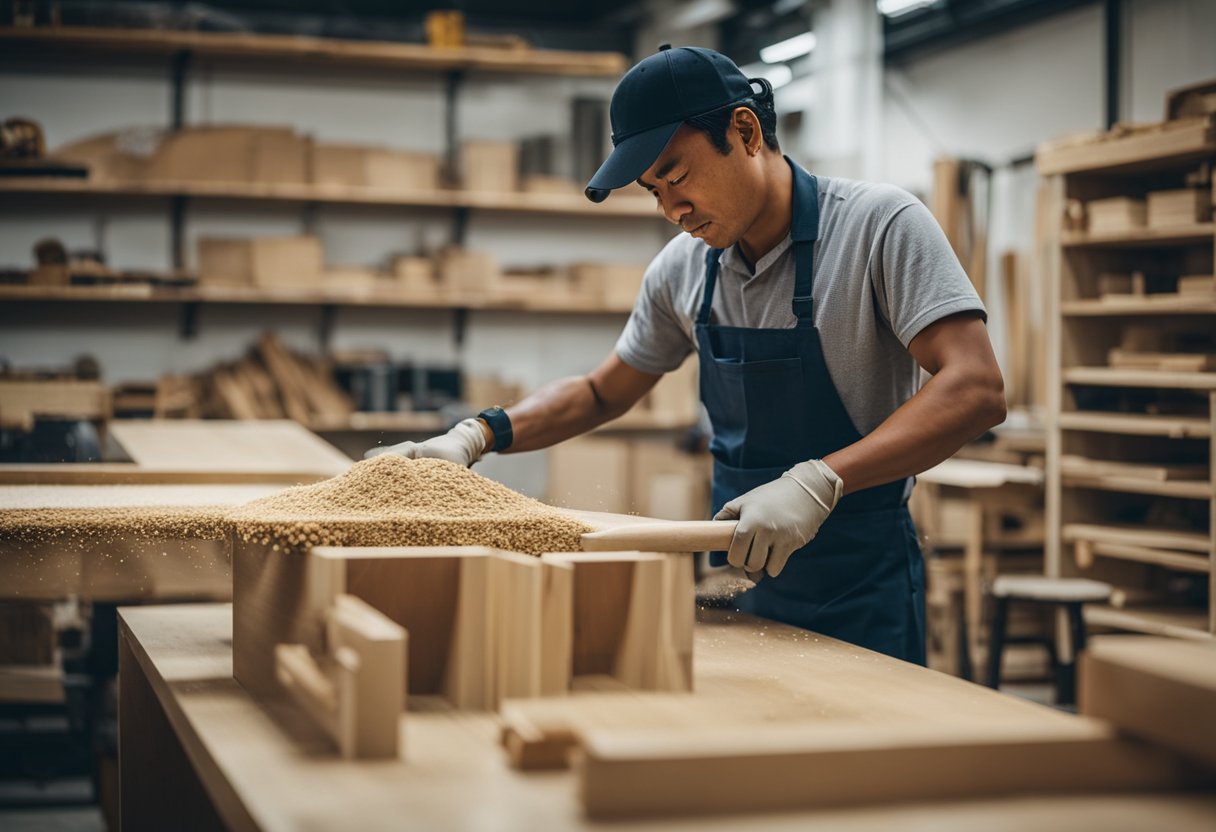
[1038,117,1216,640]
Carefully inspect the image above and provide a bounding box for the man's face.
[635,116,765,249]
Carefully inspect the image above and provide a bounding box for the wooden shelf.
[1062,522,1210,554]
[0,284,637,315]
[1084,605,1213,640]
[0,25,627,77]
[1063,366,1216,390]
[1062,472,1212,500]
[0,177,659,218]
[1080,540,1210,574]
[1058,412,1211,438]
[1060,223,1214,248]
[1062,296,1216,316]
[1036,117,1216,176]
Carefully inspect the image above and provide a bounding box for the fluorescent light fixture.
[759,31,816,64]
[741,62,793,90]
[877,0,935,17]
[669,0,736,30]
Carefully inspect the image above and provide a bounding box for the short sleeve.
[872,200,987,347]
[614,255,695,375]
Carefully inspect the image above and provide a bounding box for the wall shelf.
[0,178,659,219]
[1061,473,1212,500]
[1061,297,1216,316]
[1060,224,1214,249]
[0,285,637,315]
[0,25,627,77]
[1057,412,1211,438]
[1063,367,1216,390]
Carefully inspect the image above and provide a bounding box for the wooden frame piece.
[274,594,406,759]
[540,551,693,693]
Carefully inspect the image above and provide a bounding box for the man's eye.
[669,173,687,186]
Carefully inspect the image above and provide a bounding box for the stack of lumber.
[203,333,353,423]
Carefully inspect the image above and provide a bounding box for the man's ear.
[731,107,762,156]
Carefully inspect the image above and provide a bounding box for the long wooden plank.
[1081,636,1216,767]
[1063,367,1216,390]
[579,520,735,552]
[1058,412,1211,438]
[1085,606,1214,641]
[577,720,1196,819]
[1062,523,1210,553]
[0,463,331,485]
[1035,118,1216,176]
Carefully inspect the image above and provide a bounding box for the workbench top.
[119,603,1216,831]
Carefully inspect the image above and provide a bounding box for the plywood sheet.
[109,419,350,476]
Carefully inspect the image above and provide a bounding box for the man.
[370,46,1005,665]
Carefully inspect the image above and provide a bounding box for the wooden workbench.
[118,603,1216,831]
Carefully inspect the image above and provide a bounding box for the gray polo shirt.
[616,175,986,436]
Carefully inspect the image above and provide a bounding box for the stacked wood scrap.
[200,333,352,424]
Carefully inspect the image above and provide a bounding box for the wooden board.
[109,419,350,476]
[577,720,1195,818]
[119,603,1216,831]
[0,463,332,485]
[0,483,282,602]
[1081,636,1216,768]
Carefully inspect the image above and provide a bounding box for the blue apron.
[698,159,926,665]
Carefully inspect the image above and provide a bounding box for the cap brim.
[584,121,681,203]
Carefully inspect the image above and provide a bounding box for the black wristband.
[477,406,513,452]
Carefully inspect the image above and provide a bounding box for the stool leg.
[1057,602,1087,707]
[985,597,1009,689]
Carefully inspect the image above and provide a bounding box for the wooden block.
[1147,188,1212,229]
[1177,274,1216,296]
[326,594,407,759]
[364,149,440,192]
[1081,636,1216,768]
[310,143,370,187]
[494,552,544,702]
[577,720,1198,818]
[197,236,324,288]
[1086,197,1146,234]
[539,558,574,696]
[0,379,109,430]
[1097,271,1146,298]
[461,141,518,192]
[436,247,498,296]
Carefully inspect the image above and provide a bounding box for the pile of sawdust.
[0,506,230,543]
[227,454,590,555]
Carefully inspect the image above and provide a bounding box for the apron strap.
[790,172,820,327]
[791,238,815,327]
[695,246,722,326]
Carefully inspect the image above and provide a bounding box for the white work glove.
[364,418,490,467]
[713,459,844,579]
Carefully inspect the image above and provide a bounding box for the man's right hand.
[364,418,491,468]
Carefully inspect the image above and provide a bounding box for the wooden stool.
[985,575,1112,706]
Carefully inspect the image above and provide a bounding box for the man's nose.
[662,196,692,226]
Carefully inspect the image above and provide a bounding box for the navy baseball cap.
[585,45,759,203]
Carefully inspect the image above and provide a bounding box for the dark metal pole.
[1104,0,1121,129]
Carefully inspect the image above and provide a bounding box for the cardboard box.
[569,262,647,308]
[393,256,444,298]
[0,380,110,430]
[546,437,631,515]
[365,149,440,191]
[145,126,308,184]
[461,141,519,192]
[1085,197,1146,234]
[1146,188,1212,228]
[197,236,324,289]
[310,143,369,187]
[437,248,498,296]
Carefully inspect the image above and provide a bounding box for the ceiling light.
[759,31,816,64]
[877,0,936,17]
[741,62,793,90]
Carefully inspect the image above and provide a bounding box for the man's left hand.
[713,459,844,578]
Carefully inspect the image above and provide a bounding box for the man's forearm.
[497,375,628,454]
[823,365,1006,495]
